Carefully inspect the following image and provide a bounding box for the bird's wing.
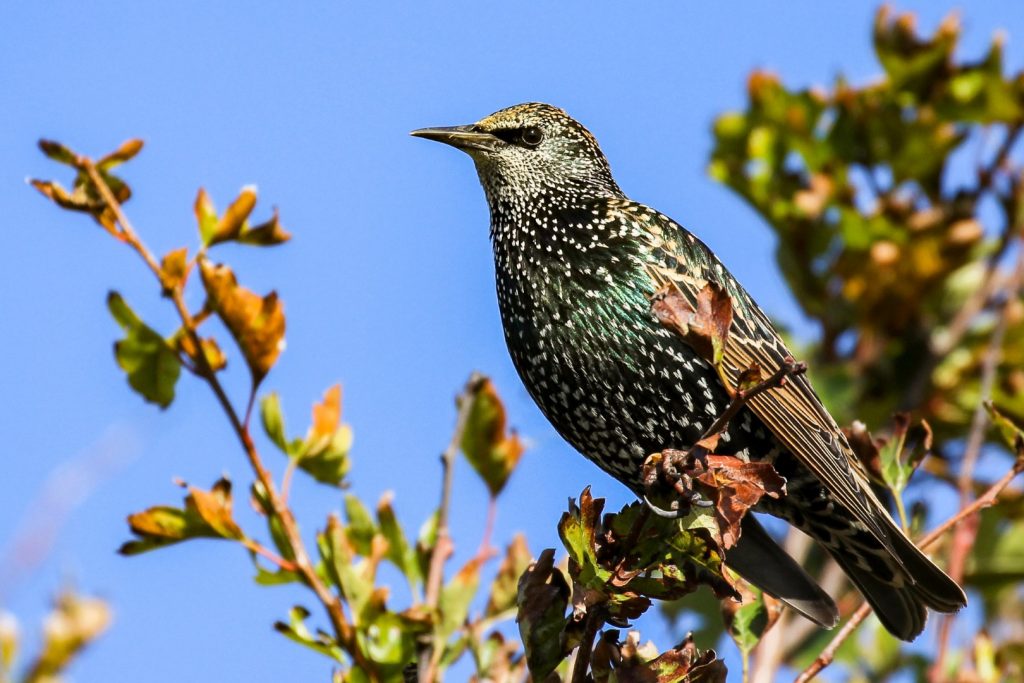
[609,201,898,551]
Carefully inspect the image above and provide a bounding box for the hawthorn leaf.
[198,258,285,384]
[460,378,525,497]
[107,291,180,408]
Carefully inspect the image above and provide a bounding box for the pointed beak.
[410,125,501,153]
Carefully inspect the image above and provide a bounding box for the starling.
[412,103,966,640]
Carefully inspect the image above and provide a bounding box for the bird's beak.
[410,125,501,153]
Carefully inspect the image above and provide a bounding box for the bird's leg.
[642,358,807,517]
[641,448,712,517]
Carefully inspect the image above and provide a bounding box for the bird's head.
[412,103,621,205]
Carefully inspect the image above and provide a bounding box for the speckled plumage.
[413,102,965,640]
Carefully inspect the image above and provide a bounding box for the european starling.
[412,103,966,640]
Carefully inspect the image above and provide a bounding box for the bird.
[411,102,966,640]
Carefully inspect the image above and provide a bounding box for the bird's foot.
[641,448,717,518]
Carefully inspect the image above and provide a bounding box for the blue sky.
[3,2,1022,680]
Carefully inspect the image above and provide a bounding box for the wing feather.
[613,201,899,553]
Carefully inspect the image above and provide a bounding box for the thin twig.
[795,454,1024,683]
[80,159,375,677]
[703,360,807,444]
[975,124,1022,193]
[417,373,483,683]
[241,538,298,573]
[280,457,299,506]
[477,496,498,559]
[569,606,605,683]
[932,239,1024,680]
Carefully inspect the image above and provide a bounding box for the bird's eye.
[520,126,544,148]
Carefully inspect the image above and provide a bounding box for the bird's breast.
[491,243,738,482]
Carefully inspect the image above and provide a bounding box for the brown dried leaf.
[159,247,189,293]
[188,478,245,540]
[696,455,786,550]
[198,258,285,384]
[735,364,764,393]
[30,179,102,213]
[460,378,525,497]
[618,632,727,683]
[844,420,884,484]
[651,283,733,366]
[238,208,292,246]
[208,186,257,246]
[97,139,144,169]
[309,385,341,445]
[177,334,227,372]
[120,477,244,555]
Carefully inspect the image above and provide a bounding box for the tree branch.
[569,606,605,683]
[417,373,483,683]
[80,158,375,677]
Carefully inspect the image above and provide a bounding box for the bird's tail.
[725,515,839,628]
[826,517,966,641]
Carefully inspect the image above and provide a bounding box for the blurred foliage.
[0,592,111,683]
[710,5,1024,438]
[708,5,1024,681]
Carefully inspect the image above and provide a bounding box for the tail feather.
[827,518,966,641]
[829,549,926,640]
[725,515,839,628]
[888,521,967,614]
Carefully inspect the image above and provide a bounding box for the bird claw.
[643,495,686,519]
[691,492,715,508]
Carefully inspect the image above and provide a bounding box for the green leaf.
[559,488,738,623]
[274,605,345,663]
[296,425,351,486]
[318,514,374,620]
[438,558,482,642]
[107,291,181,408]
[359,612,418,671]
[38,139,79,166]
[415,511,440,581]
[459,378,524,497]
[724,581,775,657]
[985,401,1024,453]
[516,548,570,681]
[344,494,377,556]
[260,393,289,452]
[252,561,300,586]
[879,414,912,494]
[194,188,219,245]
[251,481,296,561]
[292,385,352,486]
[376,493,420,586]
[486,533,531,617]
